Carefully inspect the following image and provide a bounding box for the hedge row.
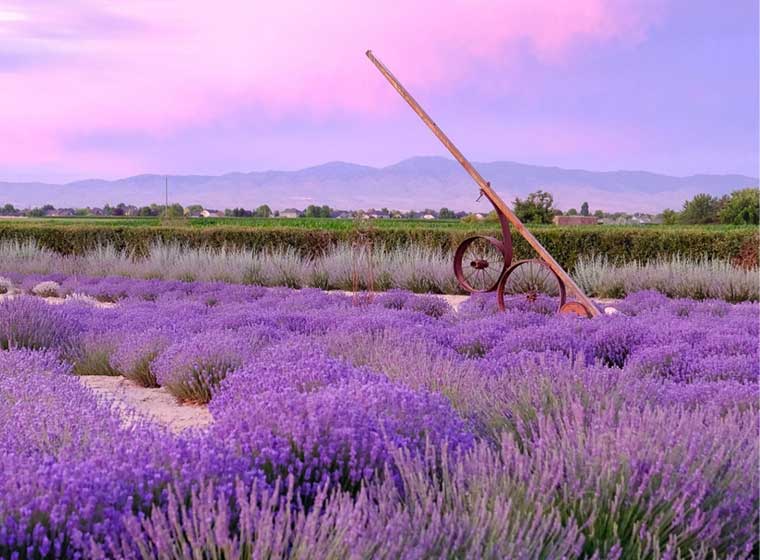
[0,223,756,270]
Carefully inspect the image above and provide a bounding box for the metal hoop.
[454,236,509,293]
[496,259,567,312]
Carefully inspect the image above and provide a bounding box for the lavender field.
[0,272,758,559]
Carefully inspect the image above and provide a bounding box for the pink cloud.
[0,0,664,174]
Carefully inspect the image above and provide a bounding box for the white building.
[280,208,302,218]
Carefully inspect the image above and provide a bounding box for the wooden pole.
[365,50,600,317]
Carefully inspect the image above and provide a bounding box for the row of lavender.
[2,238,758,301]
[0,272,758,558]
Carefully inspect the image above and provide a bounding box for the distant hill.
[1,157,755,213]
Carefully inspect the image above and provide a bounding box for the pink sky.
[0,0,756,182]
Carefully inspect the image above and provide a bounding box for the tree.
[594,210,604,219]
[513,190,555,224]
[679,193,720,224]
[566,208,578,216]
[580,202,589,216]
[304,205,320,218]
[138,206,154,217]
[718,188,759,225]
[304,205,332,218]
[255,204,272,218]
[164,203,184,219]
[186,204,204,216]
[438,207,456,219]
[661,209,679,225]
[0,203,16,216]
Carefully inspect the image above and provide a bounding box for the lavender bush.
[0,272,757,558]
[575,254,759,301]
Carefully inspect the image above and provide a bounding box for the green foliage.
[580,202,589,216]
[1,204,17,216]
[226,208,253,217]
[0,222,755,272]
[164,203,184,219]
[566,208,578,216]
[255,204,272,218]
[661,209,679,225]
[304,205,332,218]
[438,207,456,219]
[679,193,720,224]
[718,188,759,225]
[513,190,555,224]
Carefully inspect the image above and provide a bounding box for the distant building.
[200,209,225,218]
[552,215,598,226]
[599,213,658,226]
[47,208,76,217]
[421,214,436,220]
[280,208,302,218]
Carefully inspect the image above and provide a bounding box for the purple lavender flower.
[210,379,473,497]
[152,328,270,403]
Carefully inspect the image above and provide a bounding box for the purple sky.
[0,0,757,184]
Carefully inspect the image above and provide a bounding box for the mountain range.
[1,157,756,213]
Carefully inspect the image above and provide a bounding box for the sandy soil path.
[79,376,212,432]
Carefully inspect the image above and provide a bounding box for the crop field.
[10,216,480,229]
[9,215,758,232]
[0,270,757,558]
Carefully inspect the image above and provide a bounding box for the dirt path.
[79,376,212,432]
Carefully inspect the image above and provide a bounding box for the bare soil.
[79,376,212,432]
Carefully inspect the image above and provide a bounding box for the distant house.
[47,208,76,217]
[421,214,436,220]
[552,215,598,226]
[280,208,302,218]
[473,213,485,221]
[200,209,225,218]
[334,211,354,219]
[599,213,657,226]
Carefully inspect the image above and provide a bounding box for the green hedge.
[0,223,756,270]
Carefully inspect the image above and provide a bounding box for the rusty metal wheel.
[454,236,508,293]
[497,259,566,312]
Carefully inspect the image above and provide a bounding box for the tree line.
[2,187,756,225]
[468,187,758,225]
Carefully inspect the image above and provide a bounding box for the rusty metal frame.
[366,50,599,318]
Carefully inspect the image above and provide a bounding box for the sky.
[0,0,757,184]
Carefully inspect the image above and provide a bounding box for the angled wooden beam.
[366,50,600,317]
